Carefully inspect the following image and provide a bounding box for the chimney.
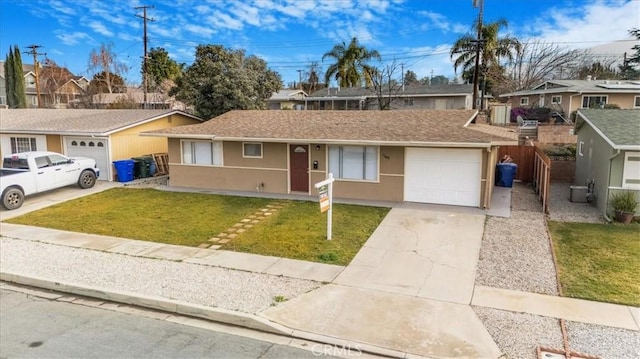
[586,75,592,81]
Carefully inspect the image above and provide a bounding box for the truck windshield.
[2,158,29,169]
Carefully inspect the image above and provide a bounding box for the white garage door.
[404,148,482,207]
[65,137,109,180]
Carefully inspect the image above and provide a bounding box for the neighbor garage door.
[65,137,109,180]
[404,148,482,207]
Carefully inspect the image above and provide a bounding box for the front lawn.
[5,188,389,265]
[548,221,640,306]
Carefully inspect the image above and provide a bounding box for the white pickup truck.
[1,151,100,210]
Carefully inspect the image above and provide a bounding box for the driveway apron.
[262,206,500,358]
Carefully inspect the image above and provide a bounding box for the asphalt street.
[0,287,339,359]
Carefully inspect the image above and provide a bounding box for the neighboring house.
[303,84,473,110]
[0,61,89,108]
[143,109,516,208]
[266,89,308,110]
[500,79,640,118]
[0,109,202,180]
[86,87,184,110]
[574,109,640,217]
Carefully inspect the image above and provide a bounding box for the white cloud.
[526,0,639,48]
[418,10,467,34]
[185,24,216,38]
[118,32,137,42]
[207,12,244,30]
[49,0,76,15]
[195,5,211,14]
[55,31,92,46]
[88,21,114,37]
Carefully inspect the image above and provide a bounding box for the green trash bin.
[132,157,150,178]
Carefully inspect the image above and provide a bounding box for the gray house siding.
[575,124,613,215]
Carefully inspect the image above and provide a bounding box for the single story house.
[0,109,202,180]
[266,89,308,110]
[500,79,640,117]
[143,109,516,208]
[304,84,474,111]
[574,109,640,217]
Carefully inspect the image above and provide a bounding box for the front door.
[290,145,309,192]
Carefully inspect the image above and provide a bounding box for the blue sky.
[1,0,638,87]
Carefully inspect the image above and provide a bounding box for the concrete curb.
[0,271,412,359]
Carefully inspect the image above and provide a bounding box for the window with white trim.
[242,142,262,158]
[622,152,640,189]
[551,96,562,104]
[10,137,37,153]
[520,97,529,105]
[634,96,640,108]
[182,141,222,166]
[328,145,378,181]
[578,141,584,156]
[581,95,607,109]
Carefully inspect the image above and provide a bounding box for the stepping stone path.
[200,201,287,249]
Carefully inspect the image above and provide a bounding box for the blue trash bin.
[496,163,517,187]
[113,159,135,182]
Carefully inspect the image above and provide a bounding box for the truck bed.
[0,169,28,177]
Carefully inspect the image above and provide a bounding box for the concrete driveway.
[263,205,500,358]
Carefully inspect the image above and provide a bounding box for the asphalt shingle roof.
[578,109,640,148]
[0,109,200,135]
[308,84,473,98]
[501,80,640,97]
[149,109,515,145]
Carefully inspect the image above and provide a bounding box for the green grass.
[6,188,389,265]
[223,200,389,265]
[548,221,640,306]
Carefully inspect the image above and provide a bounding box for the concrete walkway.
[1,183,638,359]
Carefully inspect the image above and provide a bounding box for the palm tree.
[450,18,520,84]
[322,37,381,87]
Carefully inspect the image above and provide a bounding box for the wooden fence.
[498,145,551,214]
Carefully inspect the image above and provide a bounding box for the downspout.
[603,149,622,222]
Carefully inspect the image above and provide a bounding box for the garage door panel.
[65,137,109,180]
[404,148,481,207]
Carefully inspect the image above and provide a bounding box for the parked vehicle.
[1,151,100,210]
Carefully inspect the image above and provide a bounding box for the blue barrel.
[113,159,135,182]
[496,163,517,187]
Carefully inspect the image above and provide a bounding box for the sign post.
[314,173,335,240]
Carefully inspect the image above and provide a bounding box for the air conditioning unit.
[569,186,588,203]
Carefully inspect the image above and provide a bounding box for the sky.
[1,0,639,87]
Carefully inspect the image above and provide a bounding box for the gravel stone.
[0,238,320,313]
[473,306,564,359]
[476,209,559,295]
[548,182,604,223]
[565,321,640,359]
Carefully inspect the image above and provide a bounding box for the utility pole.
[24,44,45,108]
[401,63,404,91]
[471,0,484,110]
[297,69,303,89]
[430,69,434,85]
[135,5,154,109]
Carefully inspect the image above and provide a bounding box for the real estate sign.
[318,184,330,213]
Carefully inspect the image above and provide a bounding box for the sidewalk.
[1,183,638,358]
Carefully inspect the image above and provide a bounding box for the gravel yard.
[548,182,603,223]
[0,238,320,314]
[476,182,559,295]
[473,306,564,359]
[565,321,640,359]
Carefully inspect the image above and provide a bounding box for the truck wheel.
[2,187,24,210]
[78,170,97,189]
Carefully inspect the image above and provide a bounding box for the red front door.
[290,145,309,192]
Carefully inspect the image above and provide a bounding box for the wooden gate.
[498,145,535,182]
[533,146,551,214]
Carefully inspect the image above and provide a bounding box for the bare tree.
[364,60,403,110]
[88,42,128,94]
[492,40,596,94]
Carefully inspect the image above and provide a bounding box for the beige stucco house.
[500,79,640,118]
[0,109,202,180]
[144,109,516,208]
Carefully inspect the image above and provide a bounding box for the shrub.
[610,191,639,213]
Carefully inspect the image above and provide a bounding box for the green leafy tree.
[619,28,640,79]
[89,71,126,94]
[322,37,381,87]
[145,47,183,93]
[4,45,27,108]
[170,44,282,119]
[403,70,419,86]
[429,75,450,85]
[450,19,520,84]
[576,62,620,80]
